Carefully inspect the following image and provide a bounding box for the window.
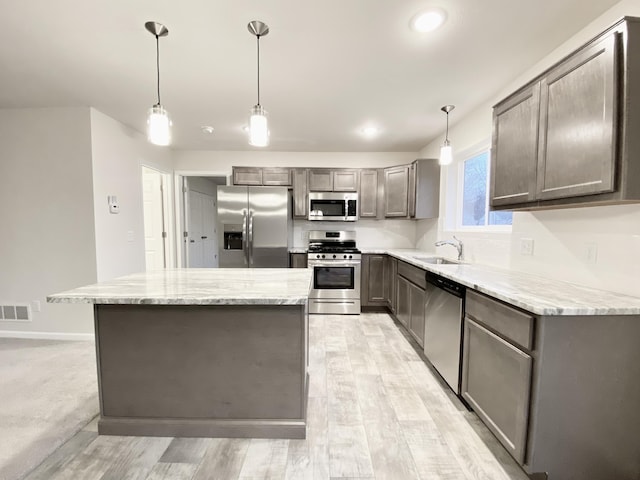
[458,149,512,229]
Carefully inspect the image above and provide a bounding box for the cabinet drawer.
[466,290,534,350]
[397,261,426,289]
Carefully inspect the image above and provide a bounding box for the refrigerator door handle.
[242,209,248,266]
[248,210,254,266]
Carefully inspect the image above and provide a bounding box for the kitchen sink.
[413,256,461,265]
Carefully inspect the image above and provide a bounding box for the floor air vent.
[0,305,31,321]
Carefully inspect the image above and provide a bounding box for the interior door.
[201,193,217,267]
[142,167,166,270]
[188,190,204,267]
[248,187,289,267]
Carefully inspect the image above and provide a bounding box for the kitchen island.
[47,268,312,439]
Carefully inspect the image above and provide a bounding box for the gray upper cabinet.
[359,169,378,217]
[308,169,333,191]
[491,18,640,210]
[490,84,540,207]
[333,170,359,192]
[384,165,410,217]
[292,168,308,218]
[233,167,292,186]
[537,33,617,200]
[384,160,440,218]
[308,169,359,192]
[233,167,263,185]
[262,168,292,186]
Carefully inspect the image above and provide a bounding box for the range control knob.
[332,254,337,259]
[316,254,321,259]
[349,255,353,259]
[343,255,347,259]
[321,254,325,259]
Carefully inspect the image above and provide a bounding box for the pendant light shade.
[439,105,455,166]
[145,21,171,146]
[248,21,270,147]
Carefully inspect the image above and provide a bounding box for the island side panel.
[94,303,308,438]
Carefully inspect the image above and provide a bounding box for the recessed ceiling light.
[361,126,379,138]
[201,125,214,134]
[410,8,446,33]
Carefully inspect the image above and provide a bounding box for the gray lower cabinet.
[289,253,307,268]
[385,256,397,313]
[461,317,532,465]
[396,261,427,346]
[395,275,410,327]
[361,254,387,307]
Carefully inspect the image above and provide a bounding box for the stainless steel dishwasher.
[423,271,465,394]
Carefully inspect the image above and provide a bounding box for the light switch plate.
[520,238,534,256]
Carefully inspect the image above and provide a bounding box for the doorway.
[178,175,227,268]
[141,166,172,270]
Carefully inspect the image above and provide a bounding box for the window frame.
[452,142,512,233]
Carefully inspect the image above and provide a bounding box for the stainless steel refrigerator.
[217,186,292,267]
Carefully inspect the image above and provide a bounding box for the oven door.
[307,260,361,301]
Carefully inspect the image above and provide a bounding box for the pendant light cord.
[445,111,449,142]
[156,34,161,105]
[256,35,261,106]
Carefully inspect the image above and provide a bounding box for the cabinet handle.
[201,236,207,239]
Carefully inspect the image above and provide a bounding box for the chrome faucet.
[435,235,464,261]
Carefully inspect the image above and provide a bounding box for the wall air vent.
[0,304,31,321]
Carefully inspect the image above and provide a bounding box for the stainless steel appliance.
[217,186,292,268]
[307,230,361,314]
[308,192,358,221]
[423,271,466,394]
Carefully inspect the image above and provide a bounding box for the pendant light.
[145,21,171,146]
[439,105,455,166]
[247,21,270,147]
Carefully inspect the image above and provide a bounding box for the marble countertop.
[378,249,640,316]
[47,268,313,306]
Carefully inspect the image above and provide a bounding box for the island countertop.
[47,268,313,306]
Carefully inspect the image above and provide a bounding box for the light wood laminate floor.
[24,313,529,480]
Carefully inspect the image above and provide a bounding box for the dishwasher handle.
[425,271,466,298]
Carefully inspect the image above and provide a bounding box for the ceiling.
[0,0,620,152]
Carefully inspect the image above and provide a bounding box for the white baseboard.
[0,330,94,341]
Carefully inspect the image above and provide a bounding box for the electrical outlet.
[584,242,598,264]
[520,238,534,256]
[127,231,135,242]
[32,300,41,312]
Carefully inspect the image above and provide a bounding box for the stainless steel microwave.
[308,192,358,221]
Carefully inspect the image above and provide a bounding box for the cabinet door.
[384,165,409,217]
[233,167,263,185]
[367,255,386,303]
[262,168,292,186]
[490,84,540,207]
[289,253,308,268]
[308,169,333,191]
[461,317,532,465]
[396,276,410,327]
[387,257,397,313]
[292,169,308,218]
[359,170,378,217]
[537,32,618,200]
[333,170,359,192]
[408,162,417,217]
[409,282,426,347]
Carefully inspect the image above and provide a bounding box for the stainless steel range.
[307,230,361,315]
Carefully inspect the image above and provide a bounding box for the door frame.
[174,171,229,268]
[141,165,175,269]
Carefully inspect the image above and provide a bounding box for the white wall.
[90,109,172,281]
[0,108,97,335]
[416,0,640,297]
[174,150,419,249]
